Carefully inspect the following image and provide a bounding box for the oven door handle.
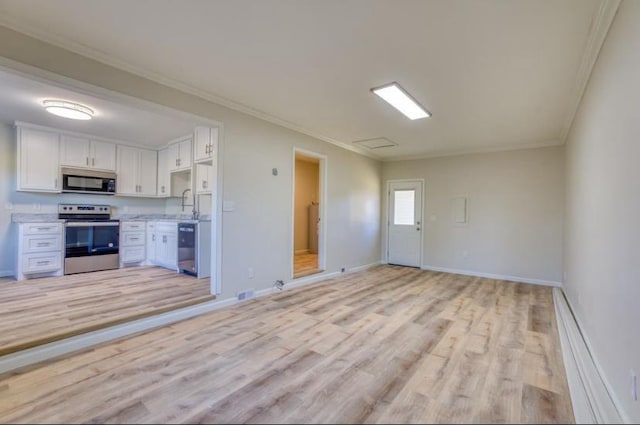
[66,222,120,227]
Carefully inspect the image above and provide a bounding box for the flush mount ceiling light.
[43,100,94,120]
[371,82,430,120]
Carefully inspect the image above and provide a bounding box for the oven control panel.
[58,204,112,214]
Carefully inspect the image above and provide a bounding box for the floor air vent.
[237,289,255,301]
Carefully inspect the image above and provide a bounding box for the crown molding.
[0,17,380,161]
[560,0,621,143]
[382,139,563,162]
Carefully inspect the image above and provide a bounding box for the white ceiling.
[0,0,603,159]
[0,69,200,146]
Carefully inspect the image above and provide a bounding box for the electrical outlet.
[248,267,254,279]
[631,370,638,401]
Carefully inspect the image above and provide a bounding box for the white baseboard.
[553,288,625,424]
[0,270,14,278]
[420,264,562,287]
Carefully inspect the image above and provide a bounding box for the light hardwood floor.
[0,267,213,356]
[293,252,321,278]
[0,266,573,424]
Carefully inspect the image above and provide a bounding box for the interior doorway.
[292,149,326,278]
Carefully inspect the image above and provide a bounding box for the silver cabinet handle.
[92,158,95,166]
[37,227,53,231]
[36,260,50,265]
[36,242,49,247]
[152,234,155,242]
[54,178,58,188]
[161,186,165,193]
[86,157,89,166]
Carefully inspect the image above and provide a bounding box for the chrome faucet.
[181,188,191,212]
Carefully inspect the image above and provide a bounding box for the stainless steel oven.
[59,204,120,275]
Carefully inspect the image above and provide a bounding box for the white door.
[193,126,211,162]
[19,128,60,192]
[387,181,423,267]
[137,148,158,196]
[90,140,116,171]
[60,135,90,168]
[179,138,193,169]
[157,148,170,197]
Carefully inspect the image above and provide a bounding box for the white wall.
[564,1,640,421]
[0,123,167,276]
[0,27,382,299]
[382,146,564,284]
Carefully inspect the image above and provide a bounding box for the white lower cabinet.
[146,221,178,270]
[120,221,146,266]
[16,222,64,280]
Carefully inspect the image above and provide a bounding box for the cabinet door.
[157,148,170,197]
[60,135,90,168]
[146,225,156,263]
[196,163,212,194]
[116,145,139,195]
[168,142,181,172]
[90,140,116,171]
[165,231,178,268]
[18,128,61,192]
[138,148,158,196]
[179,138,192,169]
[193,126,211,162]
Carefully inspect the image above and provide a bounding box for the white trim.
[420,264,562,287]
[0,18,379,161]
[553,288,626,424]
[382,140,563,162]
[560,0,622,142]
[291,148,328,279]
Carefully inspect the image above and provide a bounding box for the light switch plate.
[223,201,236,212]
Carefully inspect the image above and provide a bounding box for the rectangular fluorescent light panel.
[371,82,430,120]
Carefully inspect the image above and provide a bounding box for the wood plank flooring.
[293,252,320,278]
[0,267,213,356]
[0,266,573,424]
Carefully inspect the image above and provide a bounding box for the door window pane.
[394,190,415,225]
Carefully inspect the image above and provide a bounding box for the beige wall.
[294,159,319,252]
[564,1,640,421]
[382,146,564,284]
[0,26,382,297]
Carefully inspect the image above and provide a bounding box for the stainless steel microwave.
[61,167,117,195]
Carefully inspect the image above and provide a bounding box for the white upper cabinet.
[116,146,157,196]
[168,137,192,172]
[60,136,116,171]
[194,127,218,163]
[91,140,116,171]
[17,127,60,192]
[157,148,170,197]
[195,163,213,194]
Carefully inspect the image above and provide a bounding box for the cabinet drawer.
[155,222,177,234]
[121,232,145,246]
[121,246,145,263]
[23,252,62,274]
[122,221,145,232]
[23,234,61,253]
[22,222,62,235]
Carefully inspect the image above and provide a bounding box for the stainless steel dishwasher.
[178,222,197,276]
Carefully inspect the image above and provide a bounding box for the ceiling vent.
[352,137,398,150]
